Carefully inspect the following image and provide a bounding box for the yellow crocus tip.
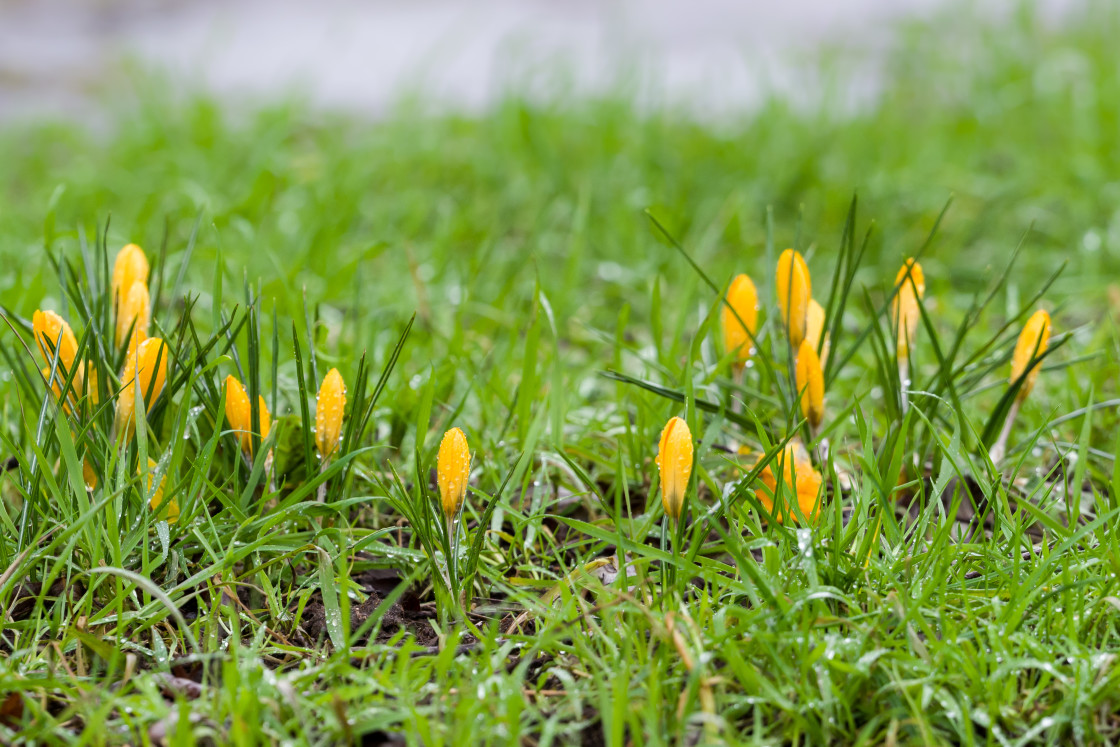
[720,273,759,364]
[891,259,925,360]
[112,244,150,305]
[1011,309,1052,402]
[225,375,272,455]
[116,280,151,351]
[115,337,169,435]
[437,427,471,519]
[33,309,78,373]
[806,298,828,361]
[795,339,825,429]
[776,249,811,348]
[657,416,694,522]
[753,442,822,524]
[141,457,179,524]
[315,368,346,459]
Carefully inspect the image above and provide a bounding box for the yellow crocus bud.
[1011,309,1051,402]
[116,281,150,351]
[805,298,829,363]
[224,375,271,455]
[112,244,150,306]
[891,259,925,360]
[315,368,346,459]
[753,441,822,524]
[776,249,811,347]
[83,456,98,491]
[795,339,825,429]
[140,457,179,524]
[33,310,78,373]
[657,416,694,522]
[115,337,169,434]
[720,274,759,365]
[437,427,471,519]
[81,364,100,406]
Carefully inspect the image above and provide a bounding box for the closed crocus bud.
[795,339,825,429]
[753,442,822,524]
[315,368,346,460]
[657,417,694,522]
[140,457,178,524]
[33,310,78,373]
[437,427,471,519]
[720,274,759,365]
[83,456,98,491]
[805,298,829,363]
[112,244,150,306]
[116,281,150,351]
[776,249,811,347]
[225,375,271,455]
[115,338,169,433]
[1011,309,1052,402]
[891,259,925,361]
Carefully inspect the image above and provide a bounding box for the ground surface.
[3,2,1120,745]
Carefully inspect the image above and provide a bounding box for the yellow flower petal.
[753,442,822,524]
[112,244,150,307]
[805,298,829,364]
[140,457,178,524]
[225,375,272,455]
[116,280,151,351]
[315,368,346,459]
[33,309,78,373]
[776,250,811,347]
[795,339,825,429]
[437,427,471,519]
[657,416,694,521]
[1011,309,1051,402]
[720,274,759,364]
[116,338,169,435]
[891,259,925,360]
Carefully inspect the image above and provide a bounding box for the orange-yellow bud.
[116,281,150,351]
[33,310,78,373]
[315,368,346,459]
[720,274,759,364]
[753,442,822,524]
[776,249,811,347]
[657,416,694,521]
[437,427,471,519]
[1011,309,1051,402]
[891,259,925,360]
[83,456,98,491]
[140,457,178,524]
[795,339,825,429]
[806,298,829,364]
[116,338,169,434]
[225,375,271,455]
[112,244,150,306]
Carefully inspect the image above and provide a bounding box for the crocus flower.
[720,273,759,365]
[116,281,150,353]
[33,310,78,373]
[657,416,694,522]
[115,337,168,434]
[141,457,178,524]
[776,249,811,347]
[891,259,925,361]
[112,244,150,307]
[1011,309,1052,402]
[753,441,822,524]
[795,339,825,429]
[315,368,346,460]
[437,427,471,520]
[225,375,271,455]
[805,298,828,360]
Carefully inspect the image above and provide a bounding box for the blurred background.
[0,0,1080,121]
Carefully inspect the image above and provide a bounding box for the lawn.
[3,3,1120,745]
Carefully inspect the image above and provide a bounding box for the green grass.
[4,2,1120,744]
